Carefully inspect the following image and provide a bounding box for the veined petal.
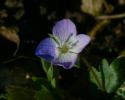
[70,34,91,53]
[35,38,59,61]
[53,52,78,69]
[52,19,77,45]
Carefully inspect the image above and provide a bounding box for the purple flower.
[35,19,90,69]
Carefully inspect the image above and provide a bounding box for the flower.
[35,19,90,69]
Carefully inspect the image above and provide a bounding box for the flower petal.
[52,19,77,45]
[53,53,78,69]
[35,38,59,61]
[70,34,91,53]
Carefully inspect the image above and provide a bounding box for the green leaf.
[107,57,125,93]
[89,67,102,90]
[116,82,125,99]
[32,76,48,87]
[51,78,56,88]
[40,58,50,73]
[5,86,35,100]
[104,60,118,93]
[89,57,125,93]
[47,66,53,81]
[40,58,56,88]
[100,59,117,93]
[40,58,53,81]
[35,85,54,100]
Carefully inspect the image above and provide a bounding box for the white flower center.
[59,44,69,53]
[50,33,78,54]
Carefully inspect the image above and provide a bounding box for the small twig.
[13,43,20,56]
[2,56,37,64]
[89,13,125,40]
[88,19,110,40]
[96,13,125,20]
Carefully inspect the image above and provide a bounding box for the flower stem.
[13,43,20,56]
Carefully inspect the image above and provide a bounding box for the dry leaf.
[118,0,125,5]
[81,0,114,16]
[5,0,23,8]
[0,10,8,18]
[0,26,20,45]
[14,8,24,20]
[81,0,104,16]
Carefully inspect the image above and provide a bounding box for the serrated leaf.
[99,59,109,89]
[89,67,102,89]
[89,57,125,93]
[110,57,125,81]
[102,58,125,93]
[107,57,125,93]
[104,61,117,93]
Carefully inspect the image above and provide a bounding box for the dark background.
[0,0,125,100]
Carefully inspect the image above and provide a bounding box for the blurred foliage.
[35,85,54,100]
[116,82,125,99]
[5,85,35,100]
